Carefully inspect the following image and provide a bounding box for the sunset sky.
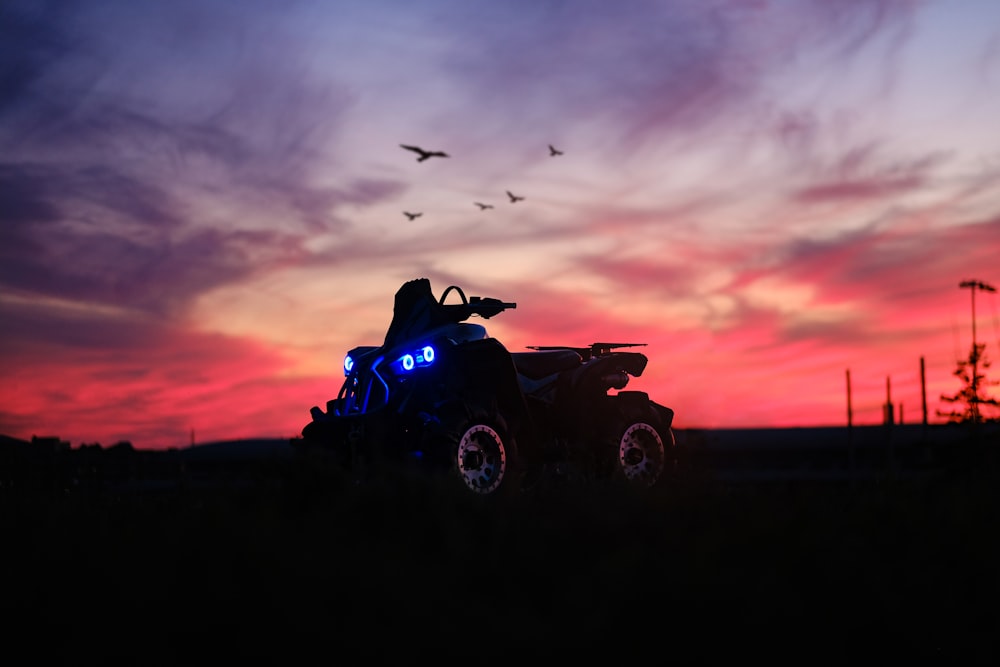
[3,0,1000,450]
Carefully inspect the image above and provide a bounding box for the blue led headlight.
[401,353,415,371]
[343,354,354,376]
[394,344,436,373]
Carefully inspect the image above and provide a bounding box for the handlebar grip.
[470,298,515,318]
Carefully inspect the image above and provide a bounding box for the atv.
[295,278,675,495]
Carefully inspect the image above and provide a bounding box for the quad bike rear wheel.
[599,401,673,487]
[615,420,672,487]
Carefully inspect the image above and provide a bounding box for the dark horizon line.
[3,420,989,451]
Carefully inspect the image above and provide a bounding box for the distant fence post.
[846,369,855,472]
[920,356,928,427]
[846,369,853,428]
[884,375,895,474]
[919,356,932,463]
[883,376,894,426]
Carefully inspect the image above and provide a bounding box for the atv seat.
[510,349,582,380]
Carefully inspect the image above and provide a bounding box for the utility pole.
[959,279,997,422]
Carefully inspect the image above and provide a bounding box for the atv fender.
[438,337,529,429]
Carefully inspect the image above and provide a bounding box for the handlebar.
[438,285,516,320]
[468,296,516,319]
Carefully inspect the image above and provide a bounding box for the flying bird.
[548,144,563,156]
[403,211,423,220]
[474,202,494,210]
[506,190,525,203]
[400,144,450,162]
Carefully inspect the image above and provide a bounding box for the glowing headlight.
[394,344,436,373]
[343,354,354,376]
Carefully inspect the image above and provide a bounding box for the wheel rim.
[618,422,665,486]
[456,424,507,494]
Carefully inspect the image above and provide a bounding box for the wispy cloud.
[1,0,998,446]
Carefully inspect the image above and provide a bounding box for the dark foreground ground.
[3,426,1000,663]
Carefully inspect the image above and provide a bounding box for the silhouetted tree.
[938,343,1000,423]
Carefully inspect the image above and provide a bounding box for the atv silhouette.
[296,278,675,495]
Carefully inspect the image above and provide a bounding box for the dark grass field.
[4,431,1000,663]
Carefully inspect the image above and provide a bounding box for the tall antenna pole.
[959,279,997,422]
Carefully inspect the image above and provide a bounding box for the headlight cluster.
[393,344,436,374]
[343,344,437,379]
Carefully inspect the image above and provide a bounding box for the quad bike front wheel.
[437,404,520,496]
[456,423,509,494]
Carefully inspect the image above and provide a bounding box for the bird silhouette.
[403,211,423,220]
[548,144,563,157]
[400,144,449,162]
[474,202,494,210]
[506,190,525,203]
